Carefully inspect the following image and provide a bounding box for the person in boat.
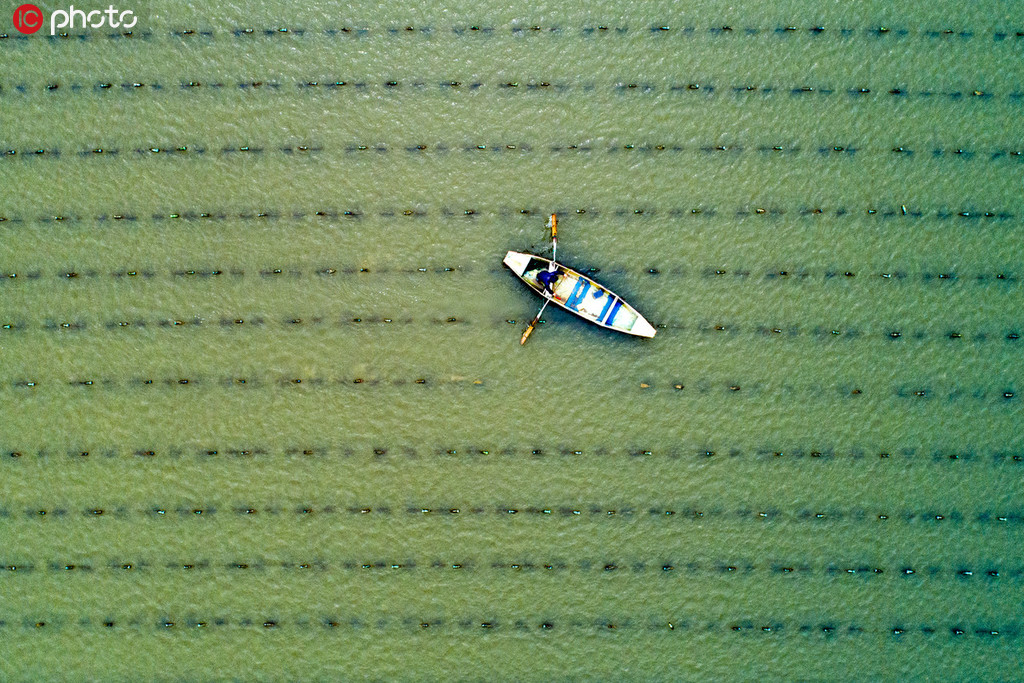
[536,267,559,294]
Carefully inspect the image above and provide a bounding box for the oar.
[520,214,560,345]
[520,297,550,345]
[548,213,558,264]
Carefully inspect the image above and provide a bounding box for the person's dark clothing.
[537,269,558,293]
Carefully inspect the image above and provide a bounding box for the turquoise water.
[1,1,1023,679]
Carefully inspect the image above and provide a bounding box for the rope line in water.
[2,24,1023,42]
[3,445,1021,464]
[3,142,1023,162]
[2,375,477,388]
[2,505,1021,524]
[0,205,1016,224]
[0,615,1016,638]
[0,80,1018,101]
[1,266,1019,285]
[0,317,1019,347]
[0,377,1017,403]
[2,558,1020,579]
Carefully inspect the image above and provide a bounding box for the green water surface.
[1,1,1023,679]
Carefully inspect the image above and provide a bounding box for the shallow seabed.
[1,0,1022,679]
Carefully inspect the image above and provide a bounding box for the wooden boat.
[503,250,656,339]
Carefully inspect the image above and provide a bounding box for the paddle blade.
[548,213,558,263]
[520,322,537,345]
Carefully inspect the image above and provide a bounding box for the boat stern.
[503,250,533,276]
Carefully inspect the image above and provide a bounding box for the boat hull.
[503,251,656,338]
